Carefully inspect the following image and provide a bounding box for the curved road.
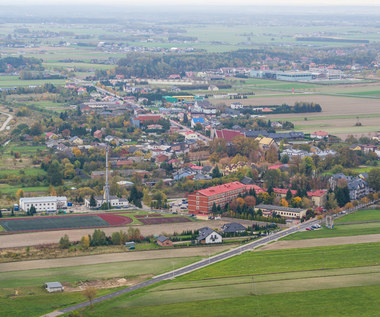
[43,219,319,316]
[0,110,13,132]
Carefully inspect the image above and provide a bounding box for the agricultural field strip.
[151,265,380,292]
[0,245,234,272]
[111,270,380,309]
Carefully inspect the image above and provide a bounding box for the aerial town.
[0,3,379,317]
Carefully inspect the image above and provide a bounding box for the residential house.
[311,131,329,139]
[191,117,205,128]
[307,190,328,207]
[93,130,103,139]
[156,236,173,247]
[69,136,83,145]
[196,227,223,244]
[221,223,247,234]
[256,136,277,150]
[230,102,244,109]
[328,173,370,201]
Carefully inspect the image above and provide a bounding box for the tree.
[211,165,222,178]
[28,205,36,215]
[194,123,202,131]
[80,235,90,250]
[280,198,288,207]
[129,185,143,208]
[91,229,107,246]
[16,189,24,199]
[325,193,338,210]
[266,144,278,163]
[59,234,71,249]
[89,194,97,207]
[368,168,380,191]
[47,160,63,186]
[286,189,293,201]
[82,287,97,307]
[290,196,302,208]
[212,203,217,214]
[244,195,256,207]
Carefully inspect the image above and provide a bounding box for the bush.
[59,234,71,249]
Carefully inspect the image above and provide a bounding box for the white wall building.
[19,196,67,212]
[84,195,129,208]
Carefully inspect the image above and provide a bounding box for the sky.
[2,0,380,5]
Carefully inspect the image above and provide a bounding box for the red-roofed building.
[245,184,266,194]
[188,181,247,215]
[307,190,328,207]
[273,188,297,198]
[311,131,329,139]
[214,129,245,142]
[132,114,162,128]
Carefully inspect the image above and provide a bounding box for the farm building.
[197,227,223,244]
[156,236,173,247]
[19,196,67,212]
[45,282,64,293]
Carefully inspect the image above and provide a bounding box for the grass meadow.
[74,242,380,317]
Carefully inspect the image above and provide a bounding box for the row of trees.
[58,228,142,250]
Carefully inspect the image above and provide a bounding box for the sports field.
[0,213,132,232]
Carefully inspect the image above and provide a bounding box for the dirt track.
[257,233,380,251]
[0,220,241,248]
[0,244,234,272]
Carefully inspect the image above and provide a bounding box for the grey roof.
[157,235,170,243]
[197,227,217,241]
[20,196,67,203]
[202,166,213,173]
[256,204,305,213]
[45,282,63,288]
[222,222,247,233]
[240,176,253,185]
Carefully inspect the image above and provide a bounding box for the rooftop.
[196,181,246,197]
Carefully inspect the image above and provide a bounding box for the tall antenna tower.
[103,146,110,207]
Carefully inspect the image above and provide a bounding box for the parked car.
[305,227,312,231]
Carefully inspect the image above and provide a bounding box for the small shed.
[157,235,173,247]
[45,282,64,293]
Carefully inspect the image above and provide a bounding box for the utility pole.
[103,146,110,207]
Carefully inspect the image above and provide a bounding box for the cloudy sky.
[2,0,380,5]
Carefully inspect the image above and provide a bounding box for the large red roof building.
[188,181,247,215]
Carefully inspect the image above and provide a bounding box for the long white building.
[19,196,67,212]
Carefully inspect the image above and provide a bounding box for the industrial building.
[19,196,68,212]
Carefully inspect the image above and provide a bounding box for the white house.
[84,195,129,208]
[196,227,223,244]
[19,196,67,212]
[230,102,244,109]
[181,130,198,140]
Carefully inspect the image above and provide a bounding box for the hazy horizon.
[1,0,380,6]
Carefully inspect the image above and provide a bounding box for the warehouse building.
[19,196,67,212]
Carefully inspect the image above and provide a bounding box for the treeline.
[296,37,369,44]
[19,71,65,80]
[0,56,43,72]
[113,49,293,78]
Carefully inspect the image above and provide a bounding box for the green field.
[0,257,199,317]
[79,285,380,317]
[0,184,49,195]
[335,209,380,224]
[75,242,380,316]
[283,209,380,240]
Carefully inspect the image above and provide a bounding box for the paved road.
[42,219,318,316]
